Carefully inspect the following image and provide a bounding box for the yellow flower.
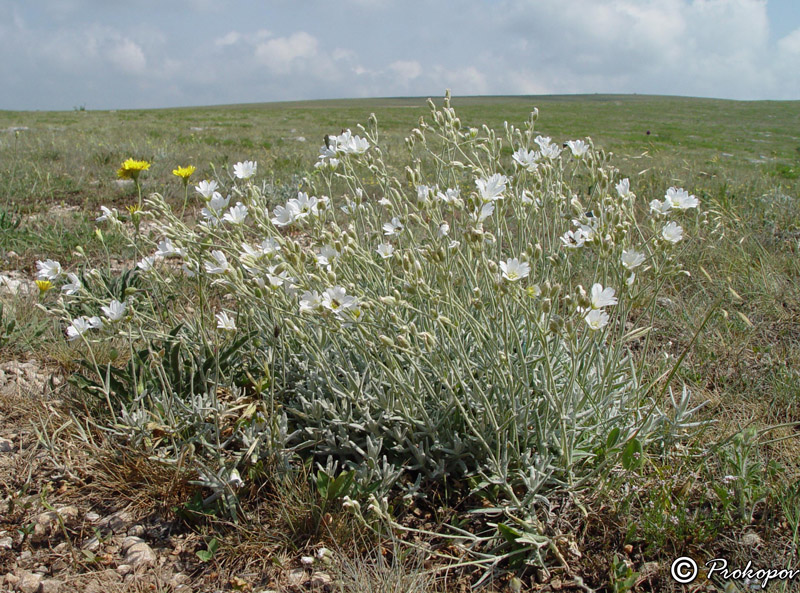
[35,280,53,294]
[126,204,141,215]
[117,158,151,180]
[172,165,196,183]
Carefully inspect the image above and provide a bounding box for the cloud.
[254,32,319,74]
[389,60,422,83]
[778,27,800,55]
[0,0,797,109]
[105,37,147,74]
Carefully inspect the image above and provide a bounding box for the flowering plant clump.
[43,92,705,571]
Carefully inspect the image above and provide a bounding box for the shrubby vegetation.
[38,93,712,574]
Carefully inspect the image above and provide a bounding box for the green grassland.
[1,94,799,591]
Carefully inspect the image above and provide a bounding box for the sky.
[1,0,799,111]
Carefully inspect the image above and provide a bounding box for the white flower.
[662,222,683,244]
[378,197,392,207]
[376,243,394,259]
[289,192,319,218]
[566,139,589,158]
[621,249,645,270]
[615,178,633,199]
[205,250,229,274]
[437,221,450,238]
[101,299,127,322]
[315,547,331,561]
[436,188,461,204]
[216,311,237,331]
[416,184,434,205]
[61,273,82,295]
[272,202,300,227]
[195,180,219,199]
[475,173,507,202]
[228,468,244,488]
[584,309,610,331]
[36,259,62,281]
[520,190,539,206]
[328,129,369,156]
[223,202,248,225]
[665,187,699,210]
[535,135,561,160]
[321,286,358,314]
[201,192,230,226]
[561,229,587,249]
[96,206,118,222]
[540,142,562,160]
[475,202,495,223]
[155,238,185,258]
[208,192,230,212]
[261,237,280,255]
[383,217,404,236]
[590,283,618,309]
[137,256,156,271]
[240,242,264,263]
[316,244,339,267]
[499,258,530,282]
[512,148,540,172]
[182,261,198,278]
[299,290,322,313]
[233,160,257,180]
[66,316,103,341]
[649,199,672,216]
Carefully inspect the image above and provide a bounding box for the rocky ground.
[0,326,345,593]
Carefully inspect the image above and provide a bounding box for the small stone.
[308,572,332,588]
[741,532,762,547]
[0,438,14,452]
[40,579,63,593]
[4,573,20,587]
[168,573,189,587]
[85,512,101,523]
[287,568,306,586]
[56,506,79,524]
[116,565,133,576]
[124,542,156,568]
[640,561,660,579]
[127,525,145,537]
[121,536,145,551]
[82,536,100,551]
[0,537,12,550]
[98,511,132,534]
[18,571,42,593]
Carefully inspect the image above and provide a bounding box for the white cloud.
[0,0,797,109]
[106,38,146,73]
[778,27,800,54]
[435,65,488,95]
[254,31,319,74]
[389,60,422,83]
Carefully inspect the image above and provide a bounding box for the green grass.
[1,94,799,591]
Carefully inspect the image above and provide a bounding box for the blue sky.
[1,0,798,110]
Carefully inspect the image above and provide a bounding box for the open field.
[1,94,799,592]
